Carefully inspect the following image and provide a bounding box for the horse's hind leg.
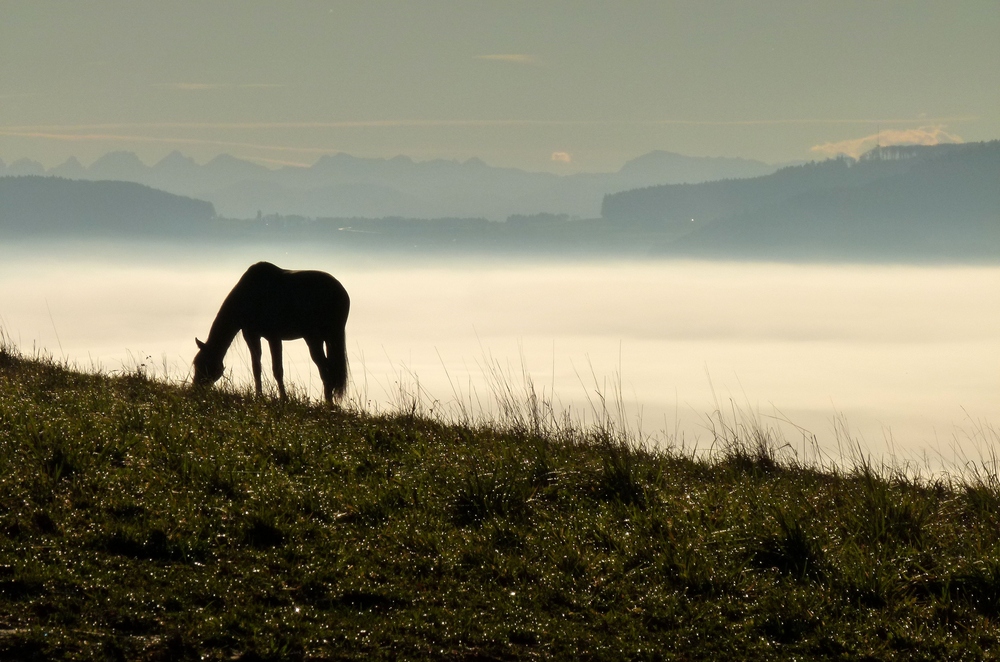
[243,331,264,396]
[305,337,334,403]
[267,338,286,400]
[324,326,348,402]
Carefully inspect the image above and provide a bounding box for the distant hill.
[13,150,777,220]
[603,141,1000,259]
[0,176,216,237]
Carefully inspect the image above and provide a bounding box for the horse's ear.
[195,338,206,349]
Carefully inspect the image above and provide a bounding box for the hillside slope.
[1,346,1000,659]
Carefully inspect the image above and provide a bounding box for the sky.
[1,0,998,173]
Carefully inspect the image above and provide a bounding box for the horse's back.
[241,262,346,300]
[286,269,350,314]
[235,262,349,336]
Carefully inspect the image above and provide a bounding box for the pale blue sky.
[1,0,997,171]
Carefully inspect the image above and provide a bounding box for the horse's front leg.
[243,331,264,396]
[267,338,286,400]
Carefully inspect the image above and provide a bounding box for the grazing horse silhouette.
[193,261,350,403]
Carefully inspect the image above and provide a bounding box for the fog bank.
[2,244,997,469]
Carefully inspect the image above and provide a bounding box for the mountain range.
[2,142,997,261]
[0,150,778,221]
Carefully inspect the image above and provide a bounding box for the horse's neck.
[205,299,244,355]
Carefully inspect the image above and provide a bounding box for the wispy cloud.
[157,83,220,91]
[810,126,964,159]
[474,54,537,65]
[241,155,313,168]
[0,129,337,154]
[150,83,285,91]
[0,118,979,162]
[0,116,978,133]
[1,120,561,131]
[650,116,978,127]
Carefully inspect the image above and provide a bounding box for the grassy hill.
[2,344,1000,660]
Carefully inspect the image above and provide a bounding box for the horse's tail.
[329,324,349,401]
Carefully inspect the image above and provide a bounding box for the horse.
[193,261,350,404]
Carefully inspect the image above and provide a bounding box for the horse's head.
[192,338,225,386]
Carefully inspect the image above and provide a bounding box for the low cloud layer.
[811,126,964,159]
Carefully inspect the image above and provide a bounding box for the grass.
[2,343,1000,660]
